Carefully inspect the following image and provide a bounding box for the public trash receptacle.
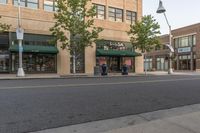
[122,64,128,75]
[101,64,108,76]
[94,66,100,76]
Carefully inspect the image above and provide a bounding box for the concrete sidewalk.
[103,111,200,133]
[0,71,200,80]
[32,104,200,133]
[0,73,60,80]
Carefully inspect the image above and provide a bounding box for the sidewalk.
[0,71,200,80]
[0,73,60,80]
[103,111,200,133]
[32,104,200,133]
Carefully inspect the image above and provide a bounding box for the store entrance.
[177,55,196,70]
[0,54,9,72]
[107,57,121,72]
[97,57,134,73]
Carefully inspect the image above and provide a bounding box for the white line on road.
[0,77,200,90]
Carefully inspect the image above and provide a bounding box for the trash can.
[122,64,128,75]
[101,64,108,76]
[94,66,100,76]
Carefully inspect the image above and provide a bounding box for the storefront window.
[11,33,54,46]
[156,57,168,71]
[177,54,195,70]
[144,58,152,71]
[0,33,9,72]
[12,53,56,73]
[0,54,9,72]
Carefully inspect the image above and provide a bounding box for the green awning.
[9,45,58,54]
[96,49,141,57]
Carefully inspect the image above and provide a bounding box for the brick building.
[146,23,200,71]
[0,0,143,75]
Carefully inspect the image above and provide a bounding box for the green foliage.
[50,0,103,54]
[128,15,161,53]
[0,16,10,32]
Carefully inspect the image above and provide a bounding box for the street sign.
[178,47,191,53]
[16,27,24,40]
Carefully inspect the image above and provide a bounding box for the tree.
[50,0,103,74]
[127,15,161,74]
[0,16,10,32]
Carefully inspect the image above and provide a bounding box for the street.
[1,75,200,133]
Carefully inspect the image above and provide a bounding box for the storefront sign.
[97,40,131,50]
[178,47,191,53]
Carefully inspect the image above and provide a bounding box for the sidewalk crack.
[164,119,198,133]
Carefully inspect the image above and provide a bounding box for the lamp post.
[16,0,25,77]
[156,0,173,74]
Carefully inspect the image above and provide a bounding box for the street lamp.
[16,0,25,77]
[156,0,173,74]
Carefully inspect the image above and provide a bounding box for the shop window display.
[12,53,56,73]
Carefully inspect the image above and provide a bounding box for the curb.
[0,73,197,80]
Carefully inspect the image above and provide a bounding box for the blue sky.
[143,0,200,34]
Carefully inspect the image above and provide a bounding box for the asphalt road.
[1,75,200,133]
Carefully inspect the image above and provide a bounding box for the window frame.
[108,7,123,22]
[126,10,137,24]
[0,0,7,4]
[94,4,106,20]
[13,0,38,9]
[44,0,57,12]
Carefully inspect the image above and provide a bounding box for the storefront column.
[39,0,44,10]
[135,55,144,73]
[195,51,200,71]
[85,43,96,74]
[177,54,179,70]
[191,50,193,71]
[57,42,70,75]
[152,56,156,71]
[7,0,12,5]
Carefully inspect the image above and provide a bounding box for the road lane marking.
[0,77,200,90]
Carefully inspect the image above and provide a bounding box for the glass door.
[0,54,9,72]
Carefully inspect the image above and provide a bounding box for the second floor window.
[95,4,105,20]
[44,0,58,12]
[126,11,137,24]
[0,0,7,4]
[109,7,123,22]
[174,35,196,48]
[13,0,38,9]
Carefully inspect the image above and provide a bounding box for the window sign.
[178,47,191,53]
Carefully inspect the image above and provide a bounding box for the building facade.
[146,23,200,72]
[0,0,143,75]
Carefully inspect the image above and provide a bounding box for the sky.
[143,0,200,35]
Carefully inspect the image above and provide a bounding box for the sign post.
[16,0,25,77]
[16,27,25,77]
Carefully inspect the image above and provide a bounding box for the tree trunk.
[72,50,76,74]
[144,53,147,75]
